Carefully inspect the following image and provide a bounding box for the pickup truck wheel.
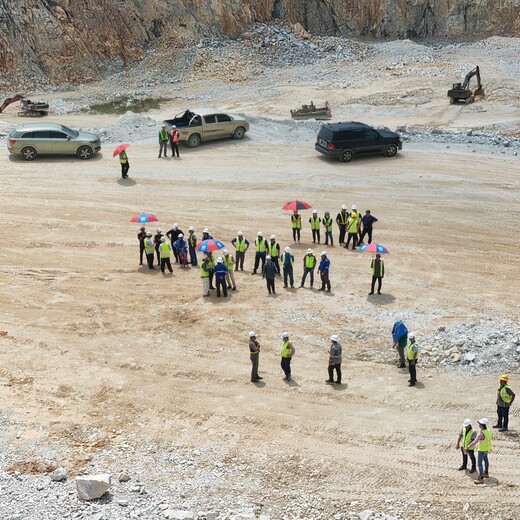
[77,146,93,159]
[340,149,354,163]
[385,144,398,157]
[21,147,37,161]
[187,134,201,148]
[233,126,246,140]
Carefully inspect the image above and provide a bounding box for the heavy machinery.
[447,66,484,104]
[0,94,49,117]
[0,93,24,113]
[291,101,332,120]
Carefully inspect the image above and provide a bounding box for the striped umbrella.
[281,200,312,211]
[358,243,390,254]
[130,212,158,223]
[196,239,225,253]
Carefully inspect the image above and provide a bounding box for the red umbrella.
[130,212,158,223]
[113,143,129,158]
[281,200,312,211]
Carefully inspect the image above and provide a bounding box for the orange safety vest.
[171,129,179,143]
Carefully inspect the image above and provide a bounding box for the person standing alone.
[493,375,515,432]
[280,332,295,382]
[170,125,180,158]
[369,253,385,295]
[326,335,342,384]
[119,149,129,178]
[248,332,262,382]
[158,124,169,158]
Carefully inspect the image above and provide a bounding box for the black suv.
[315,122,402,162]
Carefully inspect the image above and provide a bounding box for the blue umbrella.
[196,239,225,253]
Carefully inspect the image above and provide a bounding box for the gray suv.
[7,122,101,161]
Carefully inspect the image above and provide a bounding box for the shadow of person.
[367,293,396,305]
[332,382,348,391]
[251,380,266,388]
[285,378,300,387]
[410,381,425,389]
[117,177,136,186]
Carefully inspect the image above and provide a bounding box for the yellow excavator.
[447,66,484,104]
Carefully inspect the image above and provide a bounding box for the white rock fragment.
[49,467,67,481]
[75,474,112,500]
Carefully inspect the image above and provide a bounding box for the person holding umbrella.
[113,144,129,178]
[200,254,210,297]
[154,228,164,265]
[207,251,216,290]
[369,253,385,295]
[291,210,302,243]
[188,227,197,266]
[137,226,146,265]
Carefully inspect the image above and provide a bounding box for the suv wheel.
[340,149,354,163]
[77,146,93,159]
[233,126,245,140]
[385,144,398,157]
[21,147,37,161]
[187,133,201,148]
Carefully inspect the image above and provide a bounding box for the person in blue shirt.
[173,234,188,267]
[359,210,378,245]
[318,251,331,291]
[281,246,295,288]
[391,319,408,368]
[213,257,228,297]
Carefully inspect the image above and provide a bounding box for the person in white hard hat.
[318,251,331,291]
[158,123,169,158]
[345,207,360,250]
[231,231,250,271]
[202,228,212,241]
[456,419,477,473]
[143,232,155,269]
[170,124,180,158]
[309,209,321,244]
[166,223,183,263]
[158,236,173,273]
[222,249,237,291]
[336,205,349,244]
[173,233,188,267]
[280,332,295,381]
[301,248,316,288]
[252,231,267,275]
[262,255,277,294]
[200,254,210,296]
[154,228,164,265]
[326,335,342,384]
[468,418,492,484]
[214,256,228,297]
[267,235,281,275]
[281,246,295,288]
[249,332,262,382]
[187,226,198,266]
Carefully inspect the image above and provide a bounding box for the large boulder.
[75,474,112,500]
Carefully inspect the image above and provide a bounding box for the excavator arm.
[0,94,24,113]
[462,66,481,91]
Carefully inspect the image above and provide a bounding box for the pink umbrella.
[113,143,129,158]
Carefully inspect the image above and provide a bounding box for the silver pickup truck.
[163,108,249,148]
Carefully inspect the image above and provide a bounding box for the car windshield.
[59,124,79,137]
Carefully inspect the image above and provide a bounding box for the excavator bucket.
[0,94,24,113]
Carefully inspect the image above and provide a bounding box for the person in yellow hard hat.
[493,375,515,432]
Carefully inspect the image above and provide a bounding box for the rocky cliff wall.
[0,0,519,85]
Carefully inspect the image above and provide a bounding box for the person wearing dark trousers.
[345,211,359,250]
[143,232,155,269]
[309,210,321,244]
[391,319,408,368]
[318,251,331,291]
[214,257,228,297]
[280,332,295,382]
[188,227,197,266]
[493,375,515,431]
[360,210,378,244]
[207,252,215,290]
[170,125,180,157]
[301,249,316,288]
[137,226,146,265]
[336,205,348,244]
[119,150,129,178]
[370,253,385,295]
[281,247,295,288]
[158,124,169,158]
[326,335,342,384]
[252,232,267,275]
[166,224,183,263]
[406,334,419,386]
[291,211,301,243]
[154,228,163,265]
[159,237,173,273]
[267,235,281,275]
[456,419,477,473]
[262,255,277,294]
[231,231,249,271]
[468,418,492,484]
[323,211,333,246]
[249,332,262,382]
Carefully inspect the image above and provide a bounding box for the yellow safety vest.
[323,217,332,231]
[461,427,476,451]
[372,259,384,276]
[267,242,279,257]
[255,238,266,253]
[281,253,294,267]
[235,238,246,253]
[407,341,419,361]
[159,129,169,141]
[223,255,233,271]
[305,255,315,269]
[348,216,358,233]
[144,239,155,254]
[119,151,128,164]
[291,214,301,229]
[477,428,492,453]
[199,260,209,278]
[310,216,320,230]
[500,385,513,404]
[337,212,347,225]
[189,233,196,247]
[281,340,292,358]
[159,242,170,258]
[207,256,215,269]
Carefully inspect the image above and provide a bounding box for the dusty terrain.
[0,33,519,520]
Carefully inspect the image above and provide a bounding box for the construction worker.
[291,210,302,243]
[456,419,477,473]
[267,235,281,275]
[173,233,188,267]
[153,228,163,265]
[359,210,378,245]
[222,249,237,290]
[336,205,348,244]
[143,232,155,269]
[248,332,262,382]
[206,251,215,290]
[280,332,295,382]
[231,231,249,271]
[187,227,197,266]
[369,253,385,295]
[468,418,492,484]
[345,205,359,250]
[170,124,180,158]
[281,246,295,288]
[137,226,146,265]
[262,255,277,295]
[391,319,408,368]
[200,254,210,297]
[159,237,173,274]
[326,335,342,384]
[309,209,321,244]
[202,228,213,241]
[493,375,515,432]
[214,257,228,298]
[158,123,169,158]
[407,333,419,387]
[322,211,333,246]
[119,149,129,178]
[301,248,316,288]
[252,231,267,275]
[318,251,331,292]
[166,224,183,263]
